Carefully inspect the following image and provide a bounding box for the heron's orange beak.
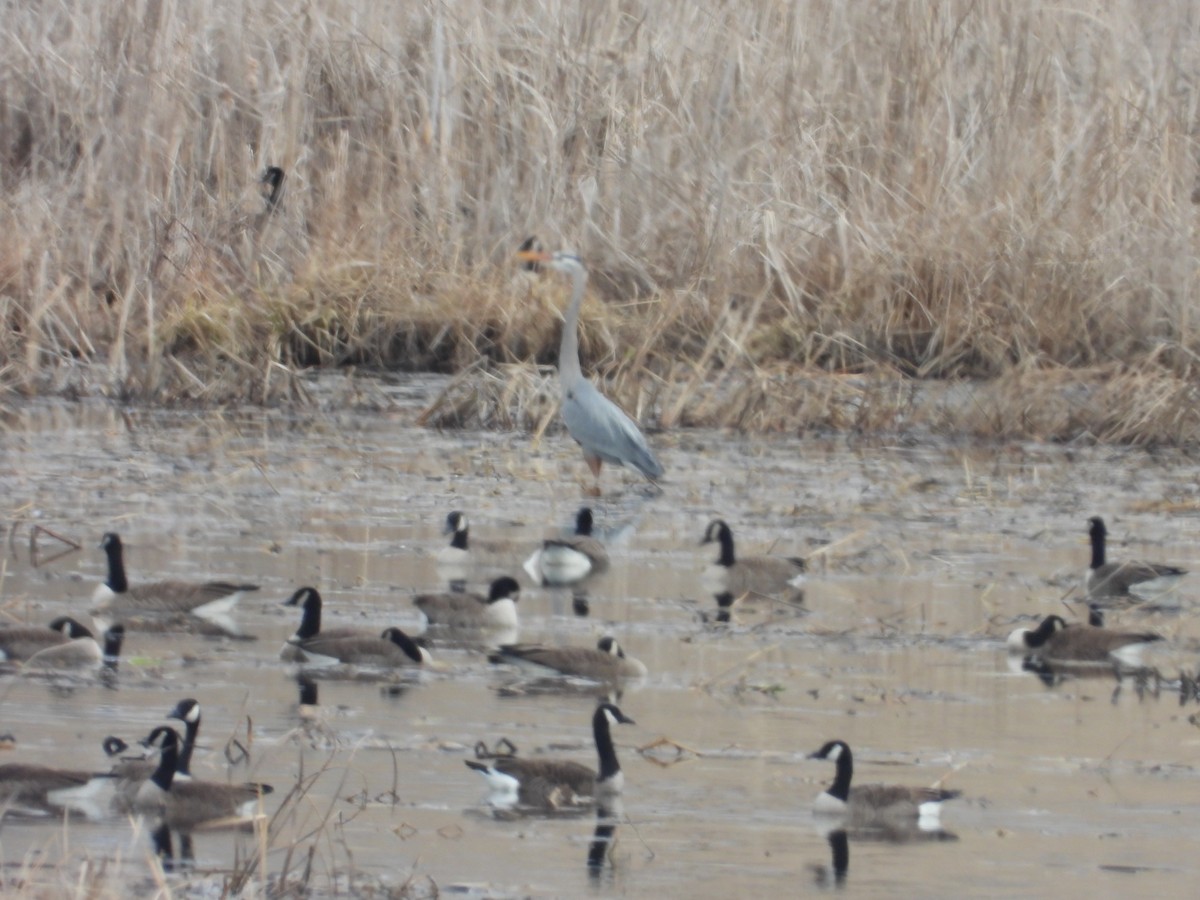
[516,249,551,264]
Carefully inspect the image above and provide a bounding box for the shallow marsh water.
[2,383,1200,898]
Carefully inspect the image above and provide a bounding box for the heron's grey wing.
[562,379,663,479]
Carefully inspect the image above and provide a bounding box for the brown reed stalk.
[0,1,1197,442]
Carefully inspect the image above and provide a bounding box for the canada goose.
[288,625,430,668]
[413,576,521,629]
[0,616,94,663]
[108,698,202,813]
[138,726,272,831]
[283,586,372,639]
[281,586,430,666]
[1086,517,1186,601]
[523,508,610,586]
[808,740,960,824]
[281,585,393,661]
[23,623,124,671]
[91,532,257,626]
[1006,614,1162,665]
[464,703,635,807]
[437,511,514,568]
[701,519,806,596]
[0,762,116,820]
[489,637,647,681]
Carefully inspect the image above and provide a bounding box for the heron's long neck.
[558,266,586,387]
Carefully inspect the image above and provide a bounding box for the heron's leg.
[584,455,603,497]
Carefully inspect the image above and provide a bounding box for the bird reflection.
[708,588,806,624]
[151,821,195,871]
[587,797,623,881]
[809,828,848,888]
[1017,654,1162,702]
[714,592,736,624]
[809,821,957,889]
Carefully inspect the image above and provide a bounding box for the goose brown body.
[1006,614,1162,663]
[809,740,960,824]
[91,533,256,623]
[464,704,635,807]
[0,617,93,663]
[139,726,272,831]
[489,637,646,680]
[0,763,115,819]
[524,508,610,585]
[701,519,805,597]
[414,576,521,629]
[281,587,428,666]
[23,623,124,671]
[1086,517,1186,601]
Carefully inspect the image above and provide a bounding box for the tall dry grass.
[2,0,1199,440]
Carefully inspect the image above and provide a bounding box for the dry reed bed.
[2,1,1200,442]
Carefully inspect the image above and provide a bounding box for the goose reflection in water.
[1017,653,1163,701]
[810,822,958,890]
[587,797,623,881]
[709,587,806,624]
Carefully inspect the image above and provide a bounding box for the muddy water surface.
[3,386,1200,898]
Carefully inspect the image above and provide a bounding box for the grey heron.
[517,247,664,492]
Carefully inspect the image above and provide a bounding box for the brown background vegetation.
[2,1,1199,441]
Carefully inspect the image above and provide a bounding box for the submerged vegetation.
[2,1,1200,442]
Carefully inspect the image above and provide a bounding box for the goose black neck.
[826,745,853,802]
[177,718,199,777]
[150,733,180,792]
[385,629,423,663]
[576,509,594,537]
[104,539,129,593]
[593,709,621,782]
[295,596,322,640]
[450,526,468,551]
[1089,522,1106,569]
[1024,616,1063,649]
[715,527,736,568]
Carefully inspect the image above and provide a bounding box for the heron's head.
[516,245,584,276]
